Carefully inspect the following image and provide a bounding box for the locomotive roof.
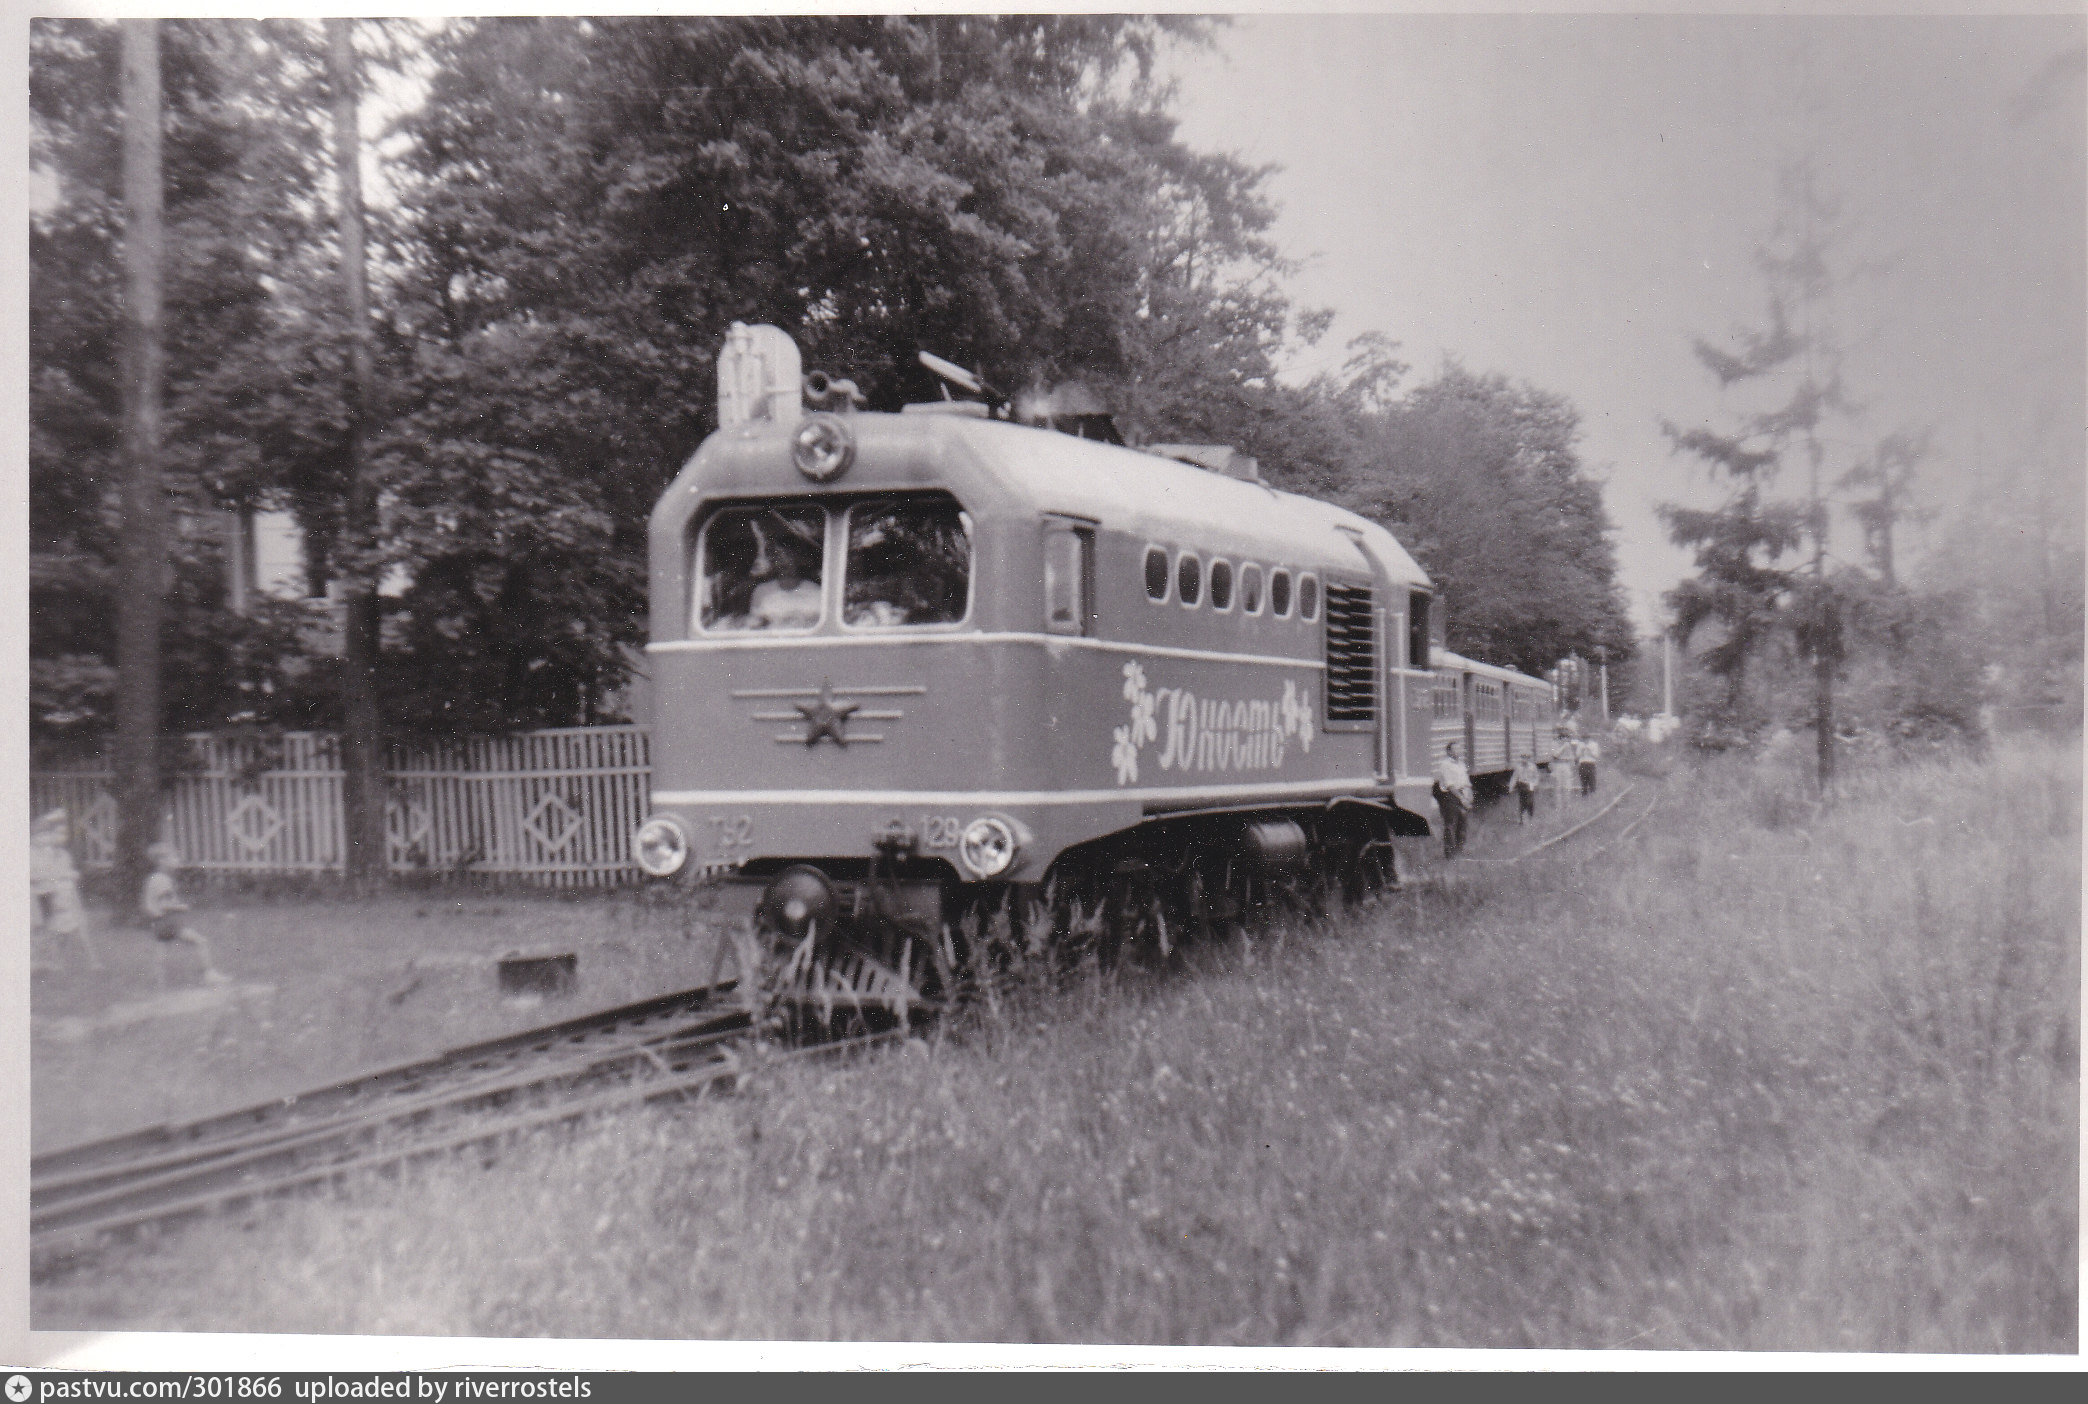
[663,411,1431,589]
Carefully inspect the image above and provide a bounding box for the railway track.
[30,980,903,1258]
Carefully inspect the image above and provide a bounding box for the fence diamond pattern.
[30,726,651,888]
[524,791,582,855]
[226,793,286,854]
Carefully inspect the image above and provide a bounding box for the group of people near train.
[1433,725,1603,859]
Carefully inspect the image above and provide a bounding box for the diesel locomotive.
[631,327,1537,985]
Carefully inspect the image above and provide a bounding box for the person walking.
[1511,752,1541,824]
[1432,741,1473,858]
[31,808,99,970]
[1549,728,1579,808]
[1577,734,1601,797]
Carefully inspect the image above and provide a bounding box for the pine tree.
[1661,160,1854,777]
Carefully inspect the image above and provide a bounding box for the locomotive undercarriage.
[728,803,1407,1021]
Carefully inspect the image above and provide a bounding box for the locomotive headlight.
[791,413,855,482]
[632,816,690,878]
[959,816,1021,879]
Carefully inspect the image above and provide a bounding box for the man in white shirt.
[1432,741,1474,858]
[1577,736,1601,797]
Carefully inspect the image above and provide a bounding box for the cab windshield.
[844,494,972,628]
[696,504,827,632]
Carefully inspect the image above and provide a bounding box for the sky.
[1163,10,2086,631]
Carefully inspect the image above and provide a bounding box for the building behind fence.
[30,727,651,888]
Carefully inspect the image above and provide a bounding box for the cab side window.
[1208,559,1234,612]
[1270,568,1293,618]
[1044,522,1092,636]
[1298,573,1320,622]
[1408,591,1431,669]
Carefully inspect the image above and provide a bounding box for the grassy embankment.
[30,889,733,1152]
[35,736,2078,1351]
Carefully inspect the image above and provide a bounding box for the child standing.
[142,842,230,986]
[31,808,100,969]
[1511,753,1541,824]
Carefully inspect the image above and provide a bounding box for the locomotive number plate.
[708,814,755,850]
[920,815,962,849]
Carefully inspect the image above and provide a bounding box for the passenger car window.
[697,504,828,633]
[1299,573,1320,621]
[843,493,972,628]
[1177,553,1202,607]
[1144,546,1171,602]
[1209,559,1234,611]
[1044,523,1091,636]
[1270,569,1292,618]
[1240,563,1263,615]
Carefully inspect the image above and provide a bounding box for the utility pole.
[328,19,386,887]
[1662,631,1674,718]
[1596,645,1609,723]
[114,18,165,905]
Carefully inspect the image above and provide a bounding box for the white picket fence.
[30,727,652,888]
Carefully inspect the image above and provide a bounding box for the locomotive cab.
[635,328,1441,987]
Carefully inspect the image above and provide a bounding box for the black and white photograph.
[11,6,2082,1368]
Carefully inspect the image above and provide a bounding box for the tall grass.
[34,737,2078,1352]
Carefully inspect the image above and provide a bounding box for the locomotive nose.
[759,864,838,941]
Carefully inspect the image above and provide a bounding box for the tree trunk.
[114,19,165,912]
[328,20,385,888]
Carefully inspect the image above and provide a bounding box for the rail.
[29,980,907,1260]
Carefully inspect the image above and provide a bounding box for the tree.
[113,17,165,901]
[1839,427,1930,591]
[326,19,386,885]
[1343,364,1634,677]
[1661,161,1855,775]
[365,15,1256,730]
[31,18,340,750]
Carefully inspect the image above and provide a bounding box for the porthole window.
[1209,559,1234,611]
[1144,546,1170,602]
[1240,563,1263,615]
[1299,573,1320,621]
[1177,553,1202,607]
[1270,569,1293,618]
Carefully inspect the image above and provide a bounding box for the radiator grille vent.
[1323,584,1377,723]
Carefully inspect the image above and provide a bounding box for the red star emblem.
[794,679,860,748]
